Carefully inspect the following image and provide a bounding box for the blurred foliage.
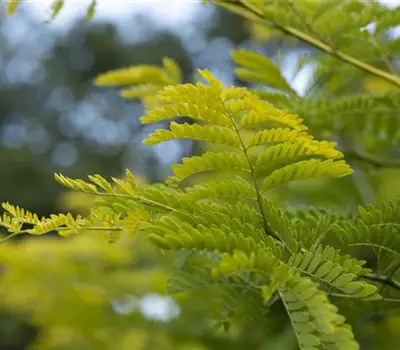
[0,234,291,350]
[1,0,400,349]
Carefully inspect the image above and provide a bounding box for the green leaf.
[144,122,240,147]
[232,49,294,93]
[86,0,97,21]
[5,0,20,15]
[167,152,250,185]
[280,276,359,350]
[262,159,353,192]
[47,0,64,22]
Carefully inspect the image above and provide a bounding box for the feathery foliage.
[0,70,378,349]
[2,0,400,349]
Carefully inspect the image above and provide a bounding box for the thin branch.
[380,262,400,297]
[344,150,400,168]
[100,192,178,212]
[328,292,357,299]
[329,291,400,304]
[340,136,376,205]
[381,297,400,303]
[58,226,123,232]
[61,189,178,213]
[214,1,400,89]
[329,292,400,303]
[349,243,400,261]
[305,70,334,98]
[0,232,22,244]
[360,273,400,293]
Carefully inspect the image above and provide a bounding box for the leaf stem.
[0,232,22,244]
[57,226,123,232]
[329,292,400,303]
[219,96,280,241]
[70,190,178,213]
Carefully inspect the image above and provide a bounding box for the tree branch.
[214,0,400,89]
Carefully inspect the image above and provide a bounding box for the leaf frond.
[182,178,256,202]
[167,152,250,185]
[262,159,353,192]
[247,128,312,148]
[144,122,241,147]
[289,244,380,300]
[231,49,294,93]
[280,276,359,350]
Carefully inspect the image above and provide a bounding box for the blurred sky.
[23,0,399,25]
[24,1,204,30]
[6,1,216,53]
[8,0,399,93]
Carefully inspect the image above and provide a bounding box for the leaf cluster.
[1,1,400,349]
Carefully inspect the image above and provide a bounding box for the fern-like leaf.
[144,122,241,147]
[94,57,182,110]
[280,276,359,350]
[247,128,312,148]
[262,159,353,192]
[182,178,256,201]
[1,202,43,225]
[289,244,380,300]
[231,49,294,93]
[335,198,400,274]
[240,102,307,131]
[254,140,344,170]
[148,214,282,258]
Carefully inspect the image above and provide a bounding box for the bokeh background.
[0,1,399,349]
[1,0,324,218]
[0,2,253,347]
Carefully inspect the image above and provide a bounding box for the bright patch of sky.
[22,0,394,96]
[16,1,215,63]
[21,0,207,32]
